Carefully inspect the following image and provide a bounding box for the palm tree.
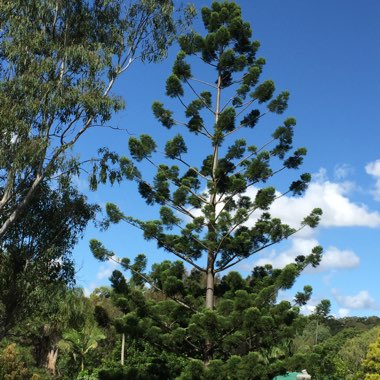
[59,325,105,372]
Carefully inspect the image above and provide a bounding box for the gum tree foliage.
[93,0,322,309]
[0,183,97,340]
[0,0,189,241]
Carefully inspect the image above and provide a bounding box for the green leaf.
[216,107,236,132]
[152,101,175,128]
[173,51,192,80]
[89,239,114,261]
[165,134,188,159]
[128,135,157,161]
[302,208,323,228]
[106,202,125,224]
[252,80,275,103]
[268,91,290,114]
[166,74,184,97]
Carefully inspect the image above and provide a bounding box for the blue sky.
[73,0,380,318]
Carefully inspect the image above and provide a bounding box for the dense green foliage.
[1,1,379,379]
[0,0,184,240]
[93,0,323,312]
[1,277,379,379]
[89,0,323,373]
[0,0,185,377]
[363,330,380,379]
[0,183,97,340]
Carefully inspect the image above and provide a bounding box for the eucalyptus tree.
[0,0,189,241]
[93,0,322,310]
[0,183,97,340]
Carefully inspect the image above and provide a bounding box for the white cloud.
[96,260,118,280]
[83,282,97,297]
[253,238,359,273]
[332,289,378,310]
[300,304,316,315]
[195,167,377,278]
[197,167,380,229]
[337,308,350,318]
[365,159,380,201]
[365,159,380,176]
[334,164,353,180]
[254,238,317,268]
[247,169,380,229]
[81,260,120,296]
[316,247,359,272]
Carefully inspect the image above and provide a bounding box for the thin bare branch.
[176,158,210,181]
[189,76,217,89]
[185,78,215,116]
[121,216,206,273]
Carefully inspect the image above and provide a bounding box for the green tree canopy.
[0,0,187,241]
[93,0,322,309]
[0,183,97,340]
[362,330,380,380]
[91,0,323,369]
[94,259,313,379]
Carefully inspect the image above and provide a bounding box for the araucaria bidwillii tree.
[95,0,322,309]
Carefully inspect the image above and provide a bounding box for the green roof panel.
[273,372,302,380]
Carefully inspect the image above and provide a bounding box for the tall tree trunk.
[205,255,215,310]
[204,254,215,365]
[205,72,221,312]
[204,73,222,365]
[0,173,43,240]
[121,333,125,365]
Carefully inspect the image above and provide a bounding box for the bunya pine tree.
[92,0,322,312]
[91,0,323,368]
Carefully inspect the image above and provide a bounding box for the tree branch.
[189,76,217,89]
[109,256,197,312]
[121,216,206,273]
[215,225,305,273]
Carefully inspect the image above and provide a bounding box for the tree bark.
[205,260,215,310]
[46,348,58,376]
[121,333,125,365]
[204,73,222,311]
[0,173,43,240]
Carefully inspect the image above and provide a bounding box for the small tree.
[362,331,380,380]
[59,325,105,372]
[0,343,33,380]
[88,259,316,377]
[93,0,322,309]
